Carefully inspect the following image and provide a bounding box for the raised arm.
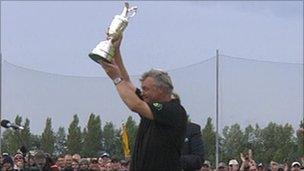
[100,61,154,120]
[100,35,154,120]
[111,36,131,83]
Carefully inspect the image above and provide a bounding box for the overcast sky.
[2,1,303,76]
[1,1,303,133]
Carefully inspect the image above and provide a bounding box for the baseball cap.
[229,159,239,165]
[291,162,301,167]
[203,160,211,167]
[101,152,110,158]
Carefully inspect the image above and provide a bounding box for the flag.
[121,123,131,159]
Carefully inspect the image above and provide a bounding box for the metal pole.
[215,49,219,169]
[0,0,3,154]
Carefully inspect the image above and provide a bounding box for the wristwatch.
[113,77,123,85]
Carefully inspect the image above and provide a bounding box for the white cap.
[229,159,239,165]
[291,162,301,167]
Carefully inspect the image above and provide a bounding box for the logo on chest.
[153,103,163,111]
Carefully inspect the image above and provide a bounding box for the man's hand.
[112,34,123,51]
[100,60,121,81]
[240,153,245,162]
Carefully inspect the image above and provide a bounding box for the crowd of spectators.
[201,150,304,171]
[1,148,303,171]
[0,151,129,171]
[1,126,303,171]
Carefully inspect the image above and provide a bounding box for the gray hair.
[140,68,174,94]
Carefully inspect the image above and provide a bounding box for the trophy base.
[89,53,112,64]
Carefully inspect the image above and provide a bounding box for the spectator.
[240,149,256,171]
[249,165,257,171]
[79,158,89,171]
[218,162,228,171]
[56,154,66,171]
[89,158,100,171]
[283,163,289,171]
[257,163,265,171]
[201,160,212,171]
[229,159,239,171]
[71,159,79,171]
[26,154,36,168]
[28,150,55,171]
[99,153,111,167]
[120,160,129,171]
[64,154,73,170]
[110,156,121,171]
[2,155,14,171]
[270,161,279,171]
[278,164,285,171]
[291,162,301,171]
[72,154,81,163]
[13,153,24,170]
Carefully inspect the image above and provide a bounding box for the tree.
[81,128,88,157]
[82,113,102,157]
[103,122,122,158]
[1,129,16,154]
[66,114,82,154]
[54,127,67,156]
[30,134,41,151]
[202,117,216,165]
[296,119,304,158]
[259,122,297,163]
[41,117,55,155]
[1,115,31,154]
[248,124,264,163]
[221,124,244,162]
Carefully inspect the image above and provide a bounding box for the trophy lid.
[121,2,137,19]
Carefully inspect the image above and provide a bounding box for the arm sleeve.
[148,101,183,126]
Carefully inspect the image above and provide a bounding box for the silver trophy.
[89,2,137,63]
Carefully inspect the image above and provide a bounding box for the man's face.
[65,155,73,167]
[249,166,257,171]
[57,157,65,168]
[258,166,264,171]
[219,167,227,171]
[79,162,89,170]
[89,162,100,171]
[229,164,239,171]
[291,166,301,171]
[14,154,24,165]
[2,162,13,170]
[201,165,210,171]
[72,161,79,169]
[271,164,279,171]
[141,77,163,103]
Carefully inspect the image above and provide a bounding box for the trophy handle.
[127,6,138,19]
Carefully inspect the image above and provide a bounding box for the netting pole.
[0,0,2,154]
[215,49,219,169]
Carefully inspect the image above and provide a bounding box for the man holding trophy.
[89,2,187,171]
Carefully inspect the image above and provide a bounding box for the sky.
[1,1,303,134]
[2,1,303,76]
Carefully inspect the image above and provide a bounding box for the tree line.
[1,114,303,165]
